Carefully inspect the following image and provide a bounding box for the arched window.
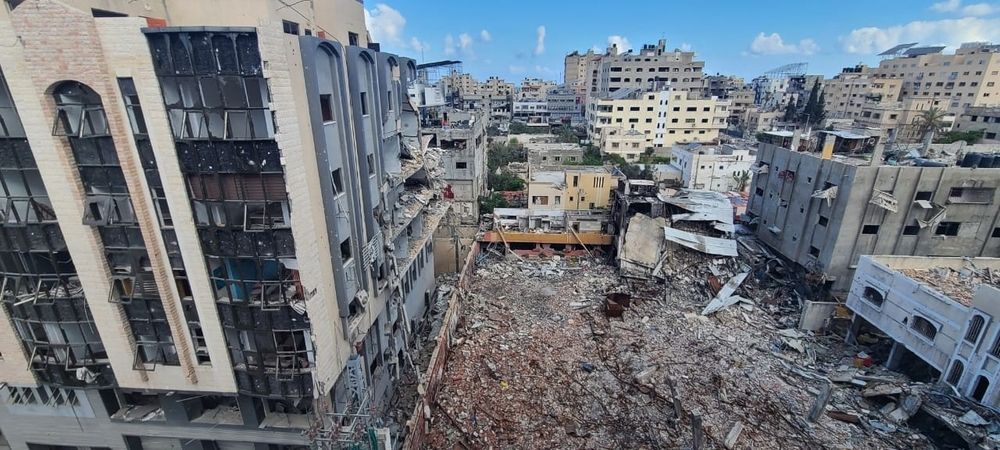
[911,315,938,340]
[947,360,964,385]
[862,286,884,307]
[51,81,108,138]
[965,315,987,343]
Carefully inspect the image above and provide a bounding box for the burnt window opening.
[948,187,994,204]
[331,169,344,195]
[862,225,880,235]
[320,94,334,123]
[915,191,933,201]
[817,216,829,226]
[903,225,920,235]
[54,80,176,365]
[861,286,884,307]
[911,315,938,340]
[340,237,352,262]
[935,221,961,236]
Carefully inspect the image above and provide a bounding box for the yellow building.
[587,89,730,158]
[528,168,621,211]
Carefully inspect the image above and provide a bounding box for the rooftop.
[871,256,1000,306]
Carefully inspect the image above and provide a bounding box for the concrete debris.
[898,264,1000,305]
[663,226,739,257]
[960,410,989,426]
[701,272,749,315]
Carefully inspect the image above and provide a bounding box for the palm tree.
[732,170,751,192]
[914,107,947,143]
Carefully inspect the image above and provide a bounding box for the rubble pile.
[425,250,923,449]
[898,266,1000,305]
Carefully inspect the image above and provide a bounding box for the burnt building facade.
[0,1,444,448]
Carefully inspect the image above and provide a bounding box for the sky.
[364,0,1000,84]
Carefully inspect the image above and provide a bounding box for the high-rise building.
[0,1,447,448]
[595,40,705,97]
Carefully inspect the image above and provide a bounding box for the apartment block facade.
[747,140,1000,292]
[671,143,754,192]
[873,43,1000,119]
[0,1,444,448]
[954,106,1000,142]
[596,40,705,96]
[587,89,730,158]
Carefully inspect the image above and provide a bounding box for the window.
[903,225,920,235]
[340,237,352,261]
[282,20,300,35]
[862,225,880,234]
[818,216,828,226]
[993,227,1000,238]
[455,161,468,169]
[359,92,369,116]
[862,286,884,307]
[331,168,344,195]
[808,246,820,257]
[911,316,938,340]
[946,360,964,385]
[915,191,933,201]
[990,333,1000,358]
[320,94,334,123]
[948,187,994,204]
[348,32,359,46]
[935,221,961,236]
[965,315,987,343]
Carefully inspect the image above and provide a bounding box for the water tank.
[962,152,982,167]
[980,154,995,168]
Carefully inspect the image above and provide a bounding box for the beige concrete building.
[954,106,1000,143]
[596,40,705,96]
[517,78,557,102]
[528,168,620,211]
[0,0,446,448]
[873,43,1000,118]
[855,97,935,143]
[587,89,729,158]
[564,49,602,96]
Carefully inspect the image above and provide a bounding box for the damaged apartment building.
[747,131,1000,292]
[846,256,1000,406]
[0,1,446,448]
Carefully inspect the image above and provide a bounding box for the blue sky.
[364,0,1000,84]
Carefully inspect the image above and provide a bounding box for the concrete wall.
[749,143,1000,291]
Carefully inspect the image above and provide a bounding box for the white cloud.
[364,4,406,45]
[930,0,998,16]
[480,29,492,42]
[409,37,429,53]
[458,33,473,51]
[535,25,546,55]
[841,17,1000,54]
[509,65,527,74]
[591,44,603,53]
[748,32,818,55]
[679,42,693,52]
[963,2,997,15]
[931,0,961,12]
[443,34,455,56]
[607,35,632,53]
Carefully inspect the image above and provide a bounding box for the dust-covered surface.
[421,252,958,449]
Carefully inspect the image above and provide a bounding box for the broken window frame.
[965,314,987,344]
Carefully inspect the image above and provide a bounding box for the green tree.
[478,192,509,215]
[488,170,526,191]
[801,82,825,125]
[732,170,751,192]
[814,91,826,125]
[915,107,948,142]
[782,99,797,122]
[935,129,984,144]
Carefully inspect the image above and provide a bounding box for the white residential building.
[846,256,1000,407]
[670,143,754,192]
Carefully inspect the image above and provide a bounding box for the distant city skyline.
[365,0,1000,83]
